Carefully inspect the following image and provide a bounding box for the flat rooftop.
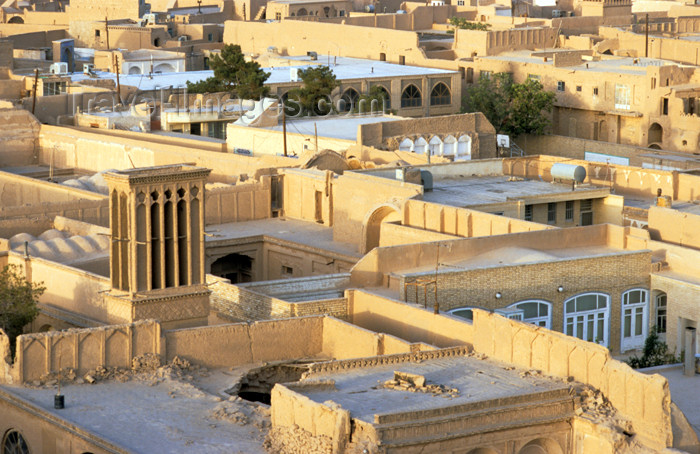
[478,51,675,76]
[422,175,609,207]
[3,366,269,453]
[263,115,402,141]
[69,56,457,91]
[207,218,362,259]
[297,355,568,424]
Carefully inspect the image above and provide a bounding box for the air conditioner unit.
[143,13,157,25]
[49,62,68,75]
[178,35,190,42]
[83,63,95,75]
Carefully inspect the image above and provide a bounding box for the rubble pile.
[375,371,459,397]
[263,424,332,454]
[211,397,271,430]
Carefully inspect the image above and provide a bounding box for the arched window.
[430,82,451,106]
[428,136,442,156]
[297,7,308,15]
[442,135,457,156]
[507,300,552,329]
[367,85,390,111]
[448,307,477,322]
[340,88,359,112]
[655,292,667,334]
[564,293,610,346]
[456,135,472,161]
[401,84,422,108]
[3,430,30,454]
[621,289,649,351]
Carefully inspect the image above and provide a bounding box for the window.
[580,199,593,226]
[207,33,214,41]
[656,293,667,333]
[495,307,524,321]
[458,0,465,4]
[275,12,281,20]
[684,97,696,115]
[524,204,533,221]
[480,70,492,80]
[565,200,574,222]
[95,29,101,37]
[614,84,631,110]
[564,293,610,346]
[466,68,474,84]
[339,10,345,16]
[557,81,565,91]
[593,87,598,96]
[379,52,386,62]
[340,88,360,112]
[430,82,451,106]
[43,81,67,96]
[576,85,582,92]
[281,265,293,276]
[2,430,30,454]
[662,98,668,115]
[401,84,422,108]
[207,121,226,139]
[621,289,649,351]
[399,55,405,65]
[651,77,656,89]
[527,74,540,81]
[507,301,552,329]
[448,307,475,322]
[547,202,557,224]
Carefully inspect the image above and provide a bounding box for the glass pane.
[451,309,473,321]
[596,294,607,309]
[566,300,575,313]
[657,294,667,307]
[597,317,604,343]
[627,290,641,305]
[576,295,598,312]
[566,319,573,336]
[587,317,594,342]
[577,317,584,339]
[518,303,539,319]
[624,310,631,337]
[635,308,643,336]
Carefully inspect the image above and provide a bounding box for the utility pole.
[645,14,649,58]
[282,105,288,156]
[114,54,122,104]
[31,68,39,115]
[105,16,110,50]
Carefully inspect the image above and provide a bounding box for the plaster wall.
[0,109,40,167]
[379,221,460,247]
[648,206,700,249]
[226,123,354,157]
[0,169,105,207]
[205,181,271,224]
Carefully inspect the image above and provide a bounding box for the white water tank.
[551,163,586,183]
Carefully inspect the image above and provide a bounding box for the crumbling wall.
[472,309,672,451]
[0,109,40,167]
[6,320,161,383]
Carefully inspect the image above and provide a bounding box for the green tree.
[356,85,392,114]
[285,66,339,116]
[186,44,270,99]
[448,17,490,31]
[0,264,45,356]
[465,72,555,138]
[627,326,679,369]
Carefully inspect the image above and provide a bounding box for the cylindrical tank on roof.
[551,163,586,183]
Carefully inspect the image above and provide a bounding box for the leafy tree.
[186,44,270,99]
[465,72,555,137]
[285,66,339,116]
[0,264,45,356]
[356,85,393,114]
[449,17,490,31]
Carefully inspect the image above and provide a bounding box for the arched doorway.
[154,63,175,73]
[414,137,428,154]
[648,122,663,146]
[518,438,564,454]
[8,16,24,24]
[211,253,253,283]
[399,138,413,152]
[340,88,359,112]
[443,135,456,157]
[361,204,402,253]
[428,136,442,156]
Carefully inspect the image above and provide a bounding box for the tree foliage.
[0,264,45,356]
[356,85,392,114]
[465,72,555,138]
[186,44,270,99]
[449,17,490,31]
[285,66,339,116]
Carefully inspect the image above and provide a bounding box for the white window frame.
[564,293,610,347]
[614,83,631,110]
[507,300,552,329]
[448,306,477,323]
[655,292,667,334]
[621,288,649,352]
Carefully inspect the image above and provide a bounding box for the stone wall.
[2,320,161,383]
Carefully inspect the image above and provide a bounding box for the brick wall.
[400,251,651,354]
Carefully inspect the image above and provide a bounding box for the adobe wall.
[0,27,66,48]
[516,134,700,171]
[3,320,161,383]
[282,169,334,226]
[0,109,40,167]
[0,198,109,225]
[379,221,460,247]
[347,290,474,347]
[322,317,413,359]
[226,123,355,158]
[205,180,271,224]
[164,317,325,368]
[471,309,672,451]
[5,253,112,324]
[647,206,700,249]
[241,273,350,297]
[504,155,682,201]
[38,125,298,182]
[402,199,554,238]
[0,169,106,208]
[331,171,423,247]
